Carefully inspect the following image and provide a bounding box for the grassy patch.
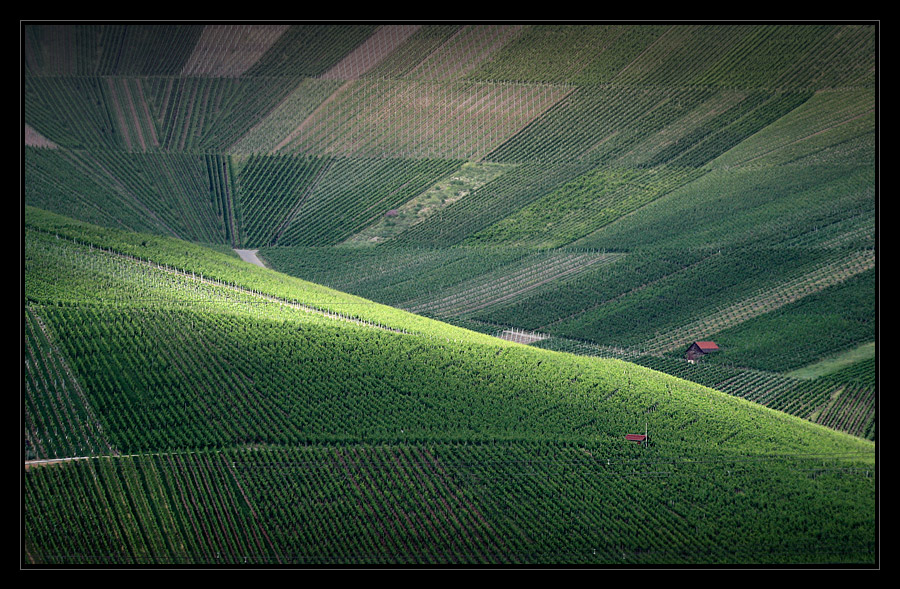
[787,342,875,380]
[340,161,514,245]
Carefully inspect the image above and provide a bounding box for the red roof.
[625,434,647,442]
[693,341,719,351]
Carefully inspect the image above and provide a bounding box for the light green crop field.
[787,342,876,380]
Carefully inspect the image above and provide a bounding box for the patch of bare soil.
[25,124,58,149]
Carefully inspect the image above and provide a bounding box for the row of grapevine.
[485,85,814,169]
[400,251,621,317]
[546,247,872,351]
[25,77,123,150]
[364,25,464,80]
[26,211,872,450]
[22,24,380,79]
[230,153,329,246]
[268,78,570,161]
[386,24,526,83]
[272,157,462,247]
[532,340,876,442]
[392,161,593,246]
[319,25,421,81]
[258,245,532,307]
[694,268,875,373]
[25,75,302,154]
[204,154,236,246]
[24,307,113,460]
[179,24,291,77]
[24,24,202,77]
[465,165,704,248]
[25,248,870,459]
[240,24,379,78]
[25,147,158,234]
[573,161,875,252]
[26,441,876,565]
[24,208,505,343]
[23,208,876,565]
[154,77,300,152]
[693,25,875,90]
[473,249,706,332]
[26,148,227,244]
[102,77,160,151]
[227,78,345,155]
[25,453,277,565]
[639,250,875,355]
[24,24,874,87]
[466,24,633,85]
[707,88,875,170]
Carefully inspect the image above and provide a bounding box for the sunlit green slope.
[24,208,874,566]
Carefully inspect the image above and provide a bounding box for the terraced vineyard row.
[179,24,292,77]
[258,245,532,307]
[24,24,203,76]
[641,248,875,354]
[25,442,875,565]
[402,251,621,317]
[271,157,463,247]
[230,154,329,246]
[24,308,115,460]
[466,165,704,248]
[25,76,301,153]
[25,147,227,243]
[392,161,593,246]
[487,85,814,168]
[270,78,571,161]
[564,350,876,441]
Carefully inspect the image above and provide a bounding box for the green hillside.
[24,207,874,565]
[23,23,877,567]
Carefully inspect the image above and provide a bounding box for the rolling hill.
[22,22,877,567]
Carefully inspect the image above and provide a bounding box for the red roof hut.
[685,341,719,363]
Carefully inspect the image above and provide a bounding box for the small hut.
[685,341,719,363]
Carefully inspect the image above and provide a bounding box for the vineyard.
[23,23,876,567]
[23,210,875,565]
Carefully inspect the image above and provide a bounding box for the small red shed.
[625,434,647,443]
[685,341,719,363]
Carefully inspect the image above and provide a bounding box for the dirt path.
[25,124,58,148]
[234,249,267,268]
